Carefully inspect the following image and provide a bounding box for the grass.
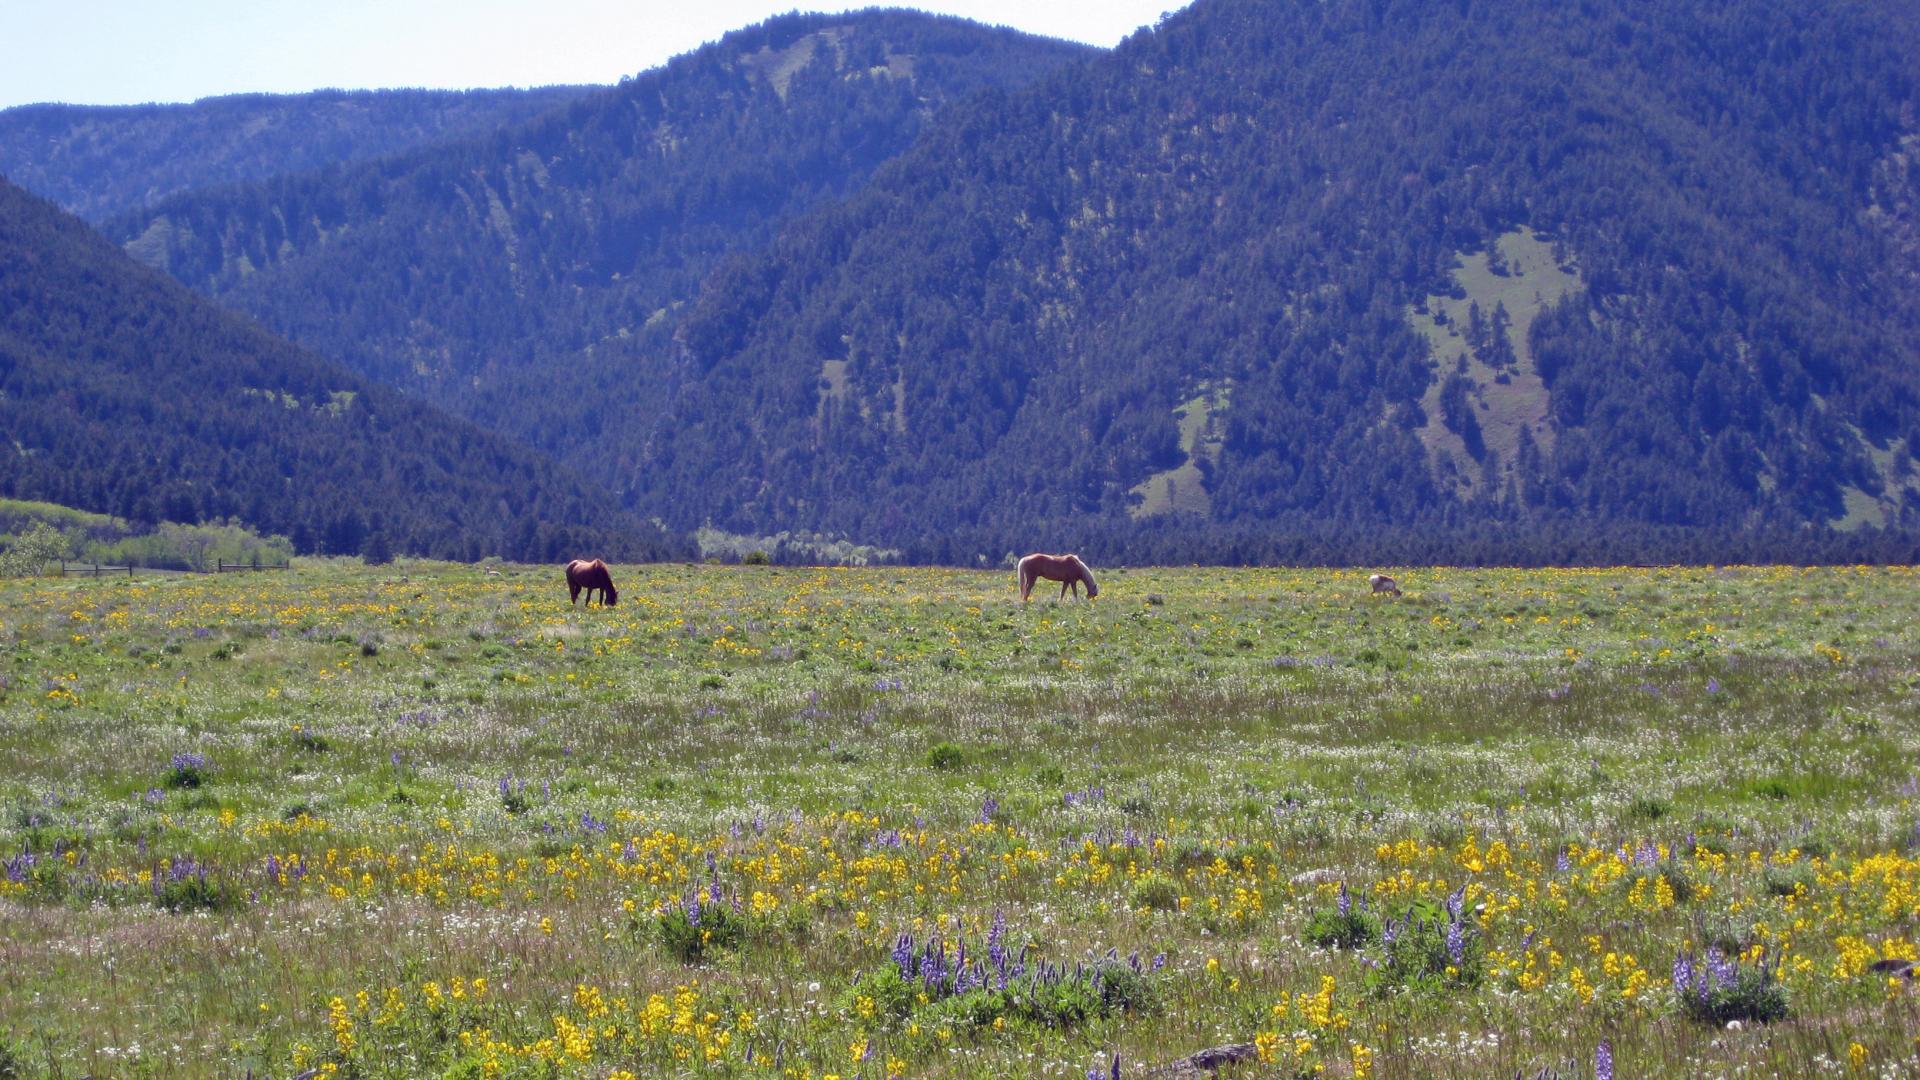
[1,561,1919,1077]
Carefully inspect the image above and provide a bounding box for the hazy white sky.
[0,1,1190,110]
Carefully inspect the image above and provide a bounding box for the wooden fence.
[55,559,291,577]
[59,561,133,577]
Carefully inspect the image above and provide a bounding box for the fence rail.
[59,561,133,577]
[53,559,292,577]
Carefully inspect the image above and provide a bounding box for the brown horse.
[1017,552,1099,602]
[565,559,619,607]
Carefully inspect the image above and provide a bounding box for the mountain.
[629,0,1920,557]
[0,178,682,562]
[105,11,1095,470]
[0,86,590,223]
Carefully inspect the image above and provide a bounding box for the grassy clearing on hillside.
[1411,227,1583,495]
[2,563,1918,1078]
[1130,383,1231,520]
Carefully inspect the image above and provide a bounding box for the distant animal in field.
[1017,552,1099,602]
[565,559,619,607]
[1368,573,1402,597]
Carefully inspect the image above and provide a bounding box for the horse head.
[1073,555,1099,598]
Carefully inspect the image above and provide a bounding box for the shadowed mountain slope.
[0,178,681,562]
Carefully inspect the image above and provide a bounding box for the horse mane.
[1070,554,1097,590]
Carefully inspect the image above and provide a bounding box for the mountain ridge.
[629,0,1920,557]
[102,10,1097,466]
[0,177,681,562]
[0,86,592,223]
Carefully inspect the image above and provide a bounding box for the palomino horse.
[1017,553,1099,602]
[1368,573,1402,597]
[565,559,619,607]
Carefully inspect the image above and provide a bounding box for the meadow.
[1,562,1917,1079]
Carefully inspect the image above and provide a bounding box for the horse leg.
[570,583,581,605]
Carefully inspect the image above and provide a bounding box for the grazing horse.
[565,559,619,607]
[1368,573,1402,597]
[1017,553,1099,602]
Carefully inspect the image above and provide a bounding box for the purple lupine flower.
[892,933,916,978]
[1445,885,1466,922]
[263,854,280,882]
[1705,677,1721,694]
[1337,881,1351,916]
[988,911,1007,971]
[1634,840,1658,867]
[1705,948,1737,991]
[1151,952,1166,971]
[685,890,702,927]
[979,796,999,824]
[1595,1038,1613,1080]
[1445,916,1465,965]
[1672,951,1694,997]
[1556,849,1571,873]
[170,752,209,771]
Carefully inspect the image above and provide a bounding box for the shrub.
[1760,864,1814,897]
[151,857,230,913]
[1628,794,1673,821]
[1364,893,1484,994]
[1624,859,1697,903]
[1674,951,1790,1026]
[842,964,919,1024]
[1304,899,1381,950]
[926,743,965,770]
[1790,832,1834,859]
[164,753,208,789]
[869,923,1160,1034]
[1128,871,1181,912]
[654,889,746,963]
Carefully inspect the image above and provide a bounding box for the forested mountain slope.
[0,179,680,562]
[635,0,1920,556]
[0,87,589,223]
[107,12,1093,465]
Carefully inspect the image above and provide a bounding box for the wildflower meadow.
[1,562,1917,1078]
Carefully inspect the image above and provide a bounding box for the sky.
[0,1,1190,110]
